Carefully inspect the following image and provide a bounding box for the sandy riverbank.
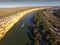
[0,8,46,39]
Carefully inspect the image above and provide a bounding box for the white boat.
[21,22,25,27]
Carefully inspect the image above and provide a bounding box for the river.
[0,12,34,45]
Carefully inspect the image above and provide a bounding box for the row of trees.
[53,9,60,18]
[32,10,57,45]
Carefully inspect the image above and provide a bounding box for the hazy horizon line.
[0,5,60,8]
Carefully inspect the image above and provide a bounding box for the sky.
[0,0,60,8]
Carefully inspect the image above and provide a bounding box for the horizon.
[0,0,60,8]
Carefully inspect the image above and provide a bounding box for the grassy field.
[0,7,52,17]
[0,7,28,17]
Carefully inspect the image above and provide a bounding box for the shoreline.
[0,8,46,39]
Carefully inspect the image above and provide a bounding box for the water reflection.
[0,12,34,45]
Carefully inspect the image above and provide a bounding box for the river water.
[0,12,34,45]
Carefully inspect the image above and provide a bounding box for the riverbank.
[0,8,46,39]
[0,11,34,45]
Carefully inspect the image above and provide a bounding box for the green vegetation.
[54,9,60,18]
[32,10,57,45]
